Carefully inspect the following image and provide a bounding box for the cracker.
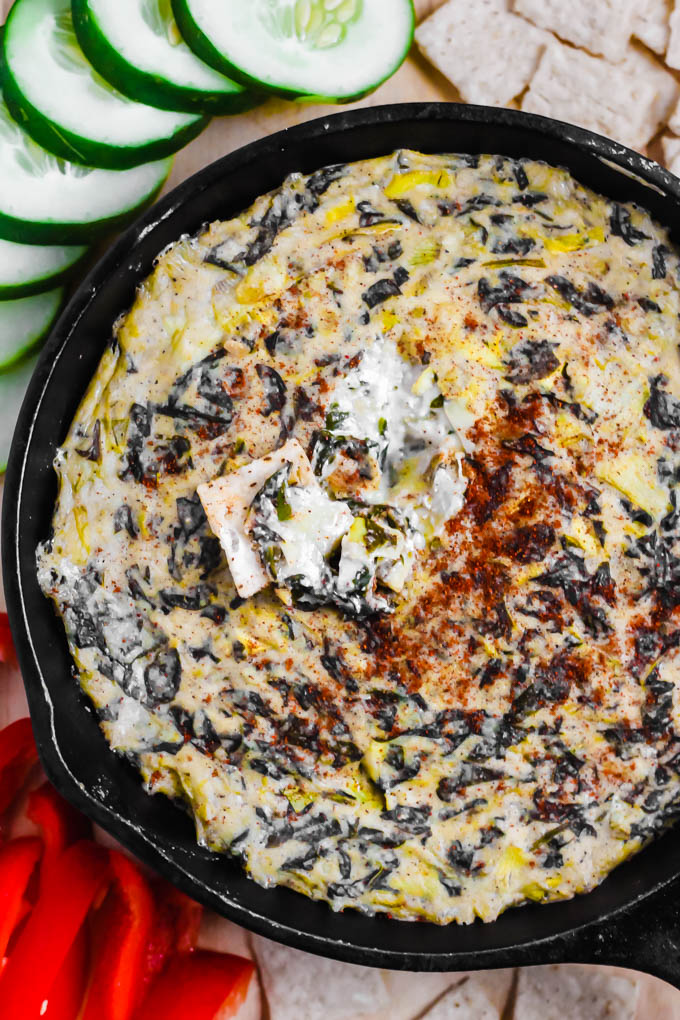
[197,438,317,599]
[666,1,680,68]
[364,969,514,1020]
[251,936,389,1020]
[513,0,637,62]
[514,965,638,1020]
[634,0,671,54]
[661,132,680,176]
[622,45,679,130]
[522,41,661,150]
[368,972,454,1019]
[419,976,500,1019]
[415,0,548,106]
[668,100,680,135]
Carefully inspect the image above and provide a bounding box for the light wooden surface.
[1,0,680,1015]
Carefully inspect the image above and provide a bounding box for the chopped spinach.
[307,163,346,196]
[652,244,669,279]
[478,272,532,312]
[362,277,402,308]
[75,420,101,462]
[113,504,138,539]
[495,303,527,327]
[545,275,614,316]
[644,375,680,430]
[513,163,529,190]
[610,203,649,246]
[504,339,559,384]
[459,193,500,214]
[513,191,548,207]
[394,198,420,222]
[256,363,287,415]
[492,236,535,256]
[144,646,182,705]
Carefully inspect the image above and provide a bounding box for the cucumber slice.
[172,0,415,102]
[0,97,171,244]
[72,0,260,116]
[0,239,87,299]
[0,352,40,472]
[0,288,62,375]
[2,0,208,170]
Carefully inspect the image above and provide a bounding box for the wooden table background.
[1,0,680,1015]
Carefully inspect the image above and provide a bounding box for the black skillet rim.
[5,102,680,975]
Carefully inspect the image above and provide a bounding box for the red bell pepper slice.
[139,883,203,1000]
[27,781,91,891]
[134,951,254,1020]
[0,614,16,666]
[82,849,155,1020]
[0,837,41,965]
[41,923,89,1020]
[155,883,203,955]
[25,786,93,1019]
[0,718,39,815]
[0,840,110,1017]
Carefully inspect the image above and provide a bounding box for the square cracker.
[622,45,679,131]
[419,978,499,1019]
[522,41,662,150]
[665,1,680,68]
[415,0,548,106]
[661,132,680,176]
[514,965,638,1020]
[634,0,671,54]
[513,0,637,62]
[251,936,389,1020]
[363,969,514,1020]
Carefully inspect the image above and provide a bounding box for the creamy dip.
[38,151,680,924]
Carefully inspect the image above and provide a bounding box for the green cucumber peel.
[72,0,261,115]
[171,0,415,103]
[0,287,63,374]
[0,351,40,472]
[0,238,88,299]
[0,95,171,244]
[2,0,207,170]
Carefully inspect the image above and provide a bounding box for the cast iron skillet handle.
[509,885,680,989]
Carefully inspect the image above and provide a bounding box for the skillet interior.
[5,102,680,973]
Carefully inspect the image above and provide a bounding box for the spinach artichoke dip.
[38,151,680,925]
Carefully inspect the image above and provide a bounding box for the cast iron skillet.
[5,102,680,983]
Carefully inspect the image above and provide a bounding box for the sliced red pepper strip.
[25,788,93,1020]
[27,782,91,891]
[82,850,155,1020]
[155,883,203,955]
[0,718,39,816]
[0,837,41,964]
[0,614,16,666]
[21,780,93,1018]
[139,883,203,1001]
[0,840,110,1017]
[42,928,89,1020]
[134,951,254,1020]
